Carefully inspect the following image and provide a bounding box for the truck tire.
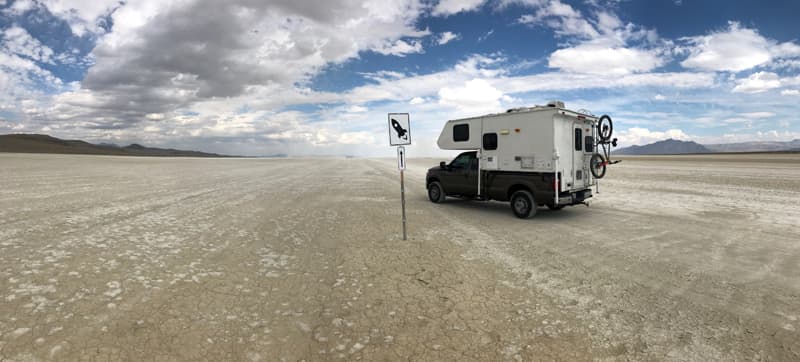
[598,115,613,142]
[510,190,536,219]
[590,153,607,179]
[428,181,446,203]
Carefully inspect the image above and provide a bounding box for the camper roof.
[448,101,597,122]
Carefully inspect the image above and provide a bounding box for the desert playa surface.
[1,153,799,360]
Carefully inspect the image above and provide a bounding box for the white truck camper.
[426,101,618,218]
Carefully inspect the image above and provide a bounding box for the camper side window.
[453,124,469,142]
[585,136,593,153]
[482,133,498,150]
[574,128,582,151]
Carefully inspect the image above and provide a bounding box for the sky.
[1,0,799,157]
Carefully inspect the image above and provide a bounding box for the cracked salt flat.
[1,154,798,361]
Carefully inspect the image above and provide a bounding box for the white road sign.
[388,113,411,146]
[397,146,406,170]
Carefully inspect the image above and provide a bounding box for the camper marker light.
[500,129,510,135]
[515,128,520,133]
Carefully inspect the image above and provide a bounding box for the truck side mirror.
[440,161,446,169]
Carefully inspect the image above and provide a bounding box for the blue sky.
[1,0,799,156]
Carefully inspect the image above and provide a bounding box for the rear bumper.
[557,189,592,205]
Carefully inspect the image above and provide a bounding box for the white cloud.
[513,2,667,76]
[477,29,494,42]
[783,75,800,87]
[347,105,368,113]
[336,55,714,108]
[681,22,770,72]
[409,96,426,104]
[681,21,800,72]
[781,89,800,96]
[432,0,485,16]
[0,27,65,110]
[732,71,781,93]
[437,31,460,45]
[771,59,800,70]
[438,78,505,114]
[653,94,665,100]
[22,0,121,36]
[548,44,663,75]
[2,27,54,63]
[740,112,774,119]
[771,41,800,58]
[20,0,429,124]
[2,0,35,15]
[616,127,691,147]
[372,39,424,56]
[516,0,599,39]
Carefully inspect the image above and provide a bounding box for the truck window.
[585,136,593,153]
[453,124,469,142]
[574,128,582,151]
[482,133,497,150]
[450,152,474,168]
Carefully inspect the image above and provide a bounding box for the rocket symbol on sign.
[391,118,408,140]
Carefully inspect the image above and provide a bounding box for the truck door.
[573,123,591,189]
[441,151,478,196]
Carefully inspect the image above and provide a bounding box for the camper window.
[482,133,498,150]
[453,124,469,142]
[585,136,593,152]
[574,128,583,151]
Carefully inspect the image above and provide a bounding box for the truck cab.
[429,151,479,198]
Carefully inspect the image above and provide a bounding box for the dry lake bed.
[1,153,799,360]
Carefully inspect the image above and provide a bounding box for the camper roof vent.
[546,100,565,108]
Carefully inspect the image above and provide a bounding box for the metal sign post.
[398,146,407,240]
[388,113,411,240]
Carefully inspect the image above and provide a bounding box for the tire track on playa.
[350,159,600,360]
[404,158,800,359]
[365,158,799,360]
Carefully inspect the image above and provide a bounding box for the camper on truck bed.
[425,101,618,218]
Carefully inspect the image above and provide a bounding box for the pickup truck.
[425,151,593,218]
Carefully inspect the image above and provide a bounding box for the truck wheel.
[428,181,446,203]
[510,190,536,219]
[590,153,607,179]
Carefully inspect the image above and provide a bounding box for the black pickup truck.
[425,151,592,218]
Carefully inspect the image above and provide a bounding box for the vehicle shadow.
[420,197,587,220]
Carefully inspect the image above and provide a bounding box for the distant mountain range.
[704,139,800,153]
[0,134,231,157]
[614,138,800,155]
[614,139,711,155]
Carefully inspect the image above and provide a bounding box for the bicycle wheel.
[598,115,613,142]
[590,153,607,179]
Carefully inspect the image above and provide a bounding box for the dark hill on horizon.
[614,139,711,155]
[705,139,800,153]
[0,134,231,157]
